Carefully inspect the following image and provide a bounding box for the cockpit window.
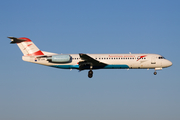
[158,56,165,59]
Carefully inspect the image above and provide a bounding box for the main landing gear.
[88,66,93,78]
[88,70,93,78]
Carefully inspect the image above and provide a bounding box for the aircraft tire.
[154,72,157,75]
[88,70,93,78]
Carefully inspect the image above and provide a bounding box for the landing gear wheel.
[88,70,93,78]
[154,71,157,75]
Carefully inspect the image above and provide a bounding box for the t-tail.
[8,37,44,56]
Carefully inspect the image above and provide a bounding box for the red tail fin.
[9,37,44,56]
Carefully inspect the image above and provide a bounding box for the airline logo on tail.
[8,37,44,56]
[23,44,32,50]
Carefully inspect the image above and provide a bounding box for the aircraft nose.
[168,61,173,67]
[162,60,172,68]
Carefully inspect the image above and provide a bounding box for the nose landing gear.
[154,71,157,75]
[153,68,162,75]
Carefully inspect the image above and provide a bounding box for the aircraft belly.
[50,65,79,69]
[103,64,129,69]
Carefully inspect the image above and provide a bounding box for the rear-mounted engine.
[47,55,71,63]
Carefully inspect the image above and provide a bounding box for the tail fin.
[8,37,44,56]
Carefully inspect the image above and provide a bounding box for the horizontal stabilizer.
[8,37,27,44]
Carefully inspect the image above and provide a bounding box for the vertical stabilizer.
[8,37,44,56]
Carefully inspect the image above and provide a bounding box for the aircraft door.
[151,56,156,64]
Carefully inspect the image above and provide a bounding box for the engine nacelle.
[47,55,71,63]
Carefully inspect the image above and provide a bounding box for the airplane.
[8,37,173,78]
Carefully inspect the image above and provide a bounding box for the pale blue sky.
[0,0,180,120]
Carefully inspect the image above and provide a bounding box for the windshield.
[158,56,165,59]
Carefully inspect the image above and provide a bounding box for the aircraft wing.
[79,53,107,66]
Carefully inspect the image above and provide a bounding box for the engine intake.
[47,55,71,63]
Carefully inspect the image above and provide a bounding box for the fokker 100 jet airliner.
[9,37,172,78]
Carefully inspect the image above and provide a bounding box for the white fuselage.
[22,53,172,70]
